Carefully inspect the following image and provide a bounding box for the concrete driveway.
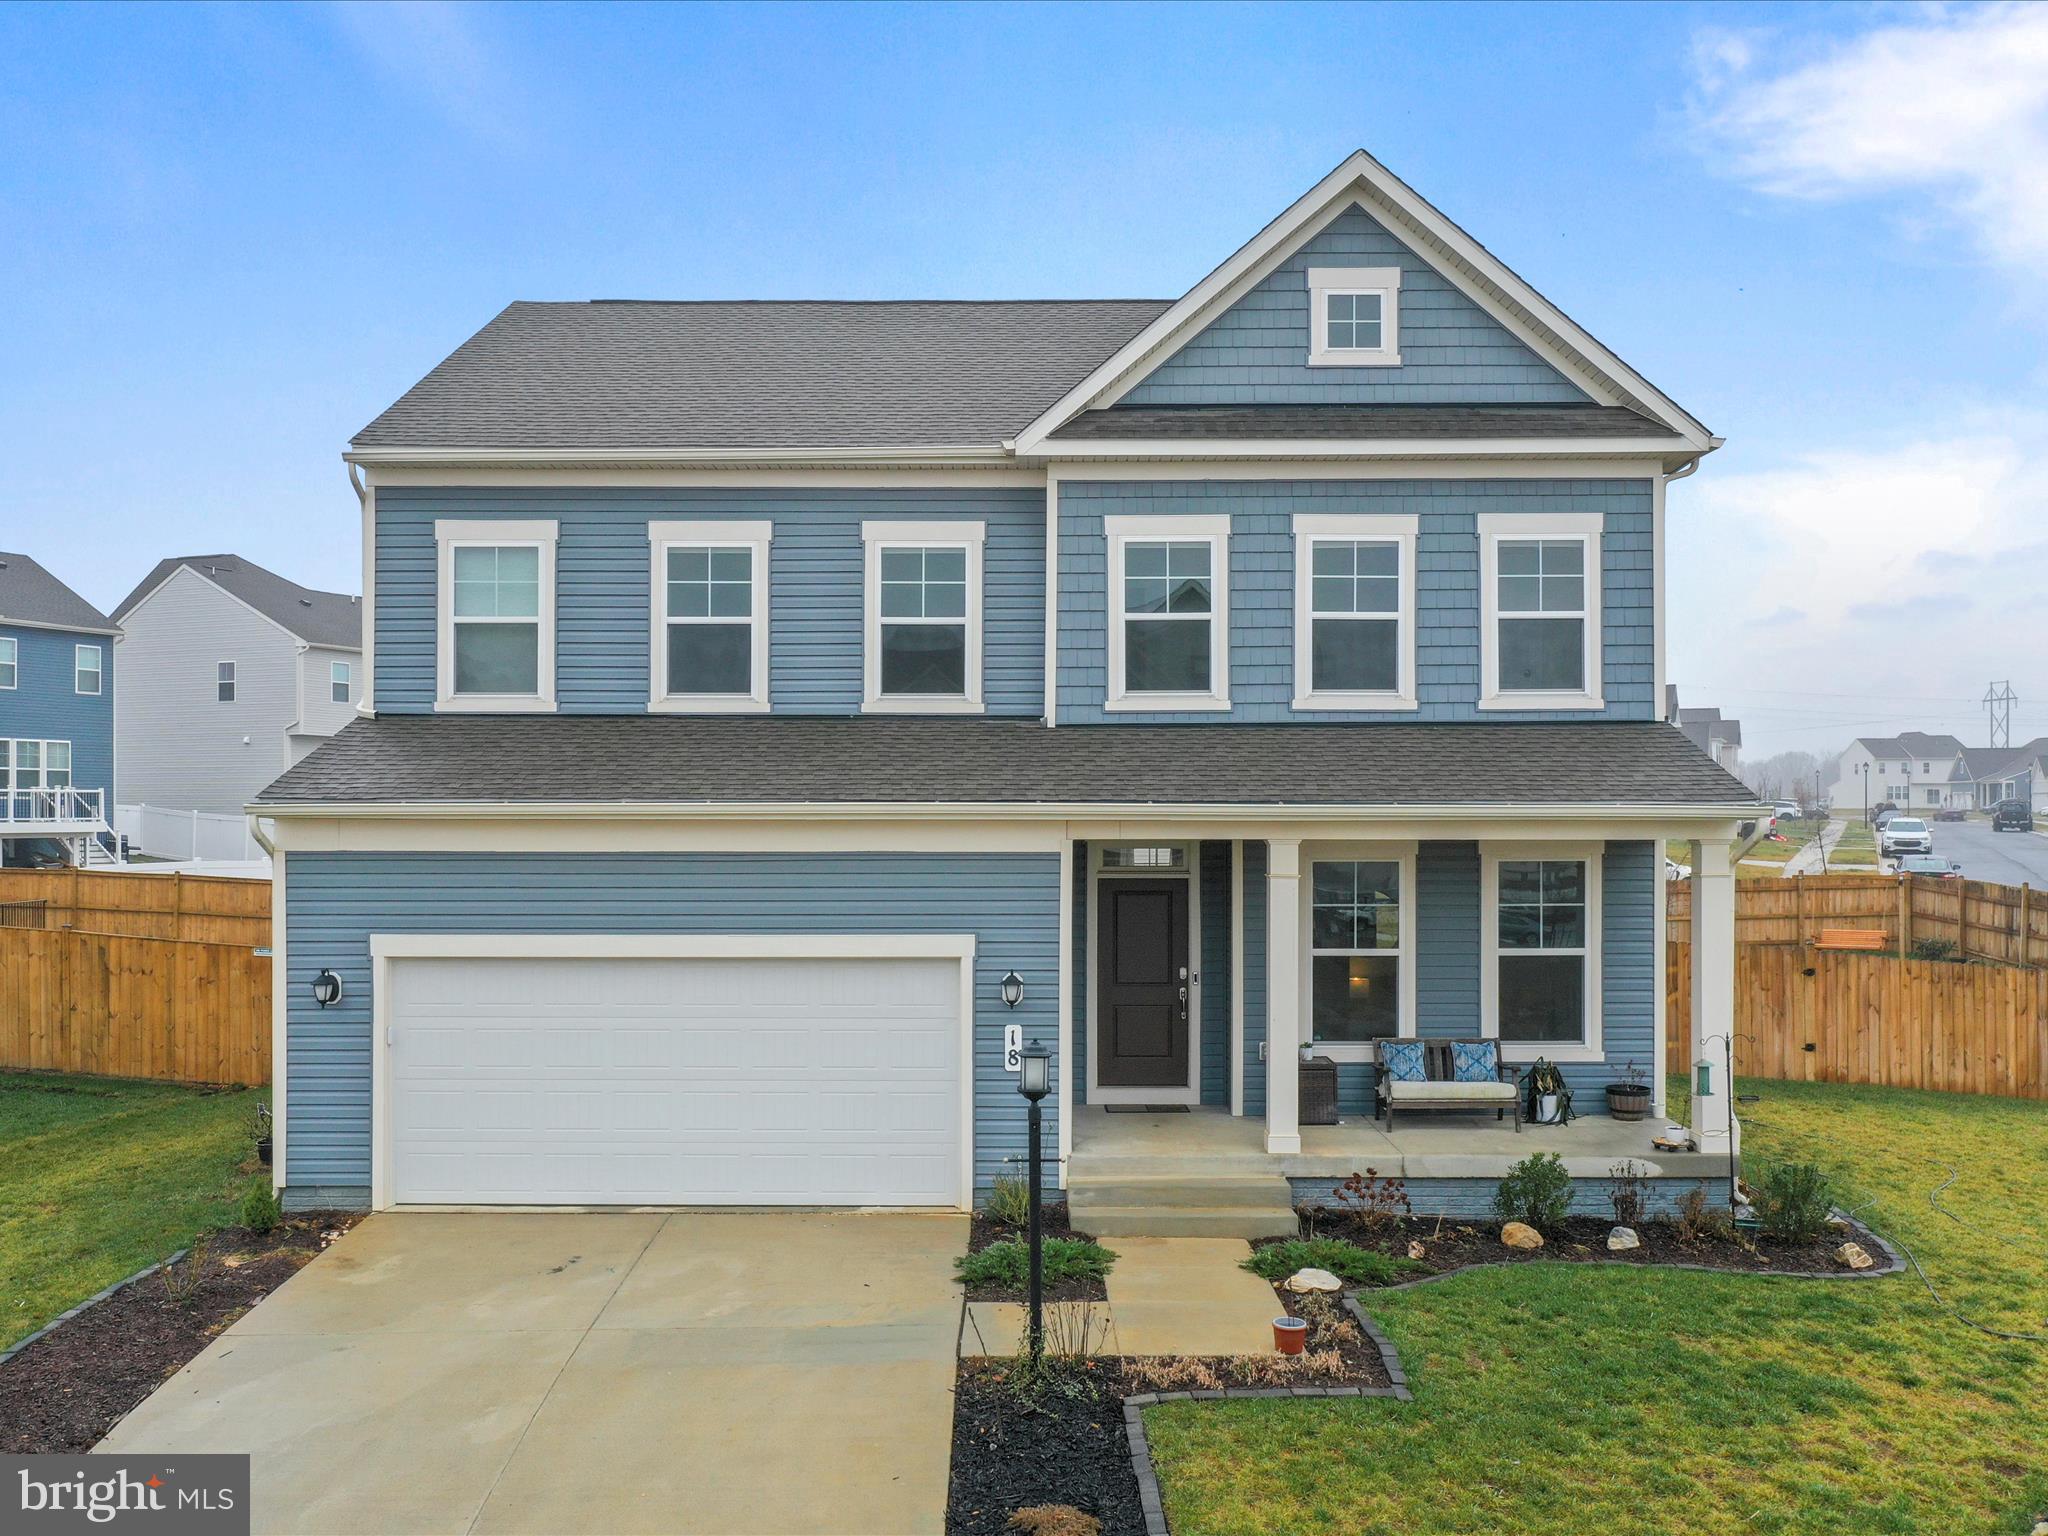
[98,1210,968,1535]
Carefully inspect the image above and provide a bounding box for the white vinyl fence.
[115,803,265,863]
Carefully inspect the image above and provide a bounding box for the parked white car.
[1880,817,1933,858]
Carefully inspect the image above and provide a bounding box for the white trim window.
[1306,265,1402,368]
[1299,843,1416,1060]
[1481,844,1604,1063]
[1105,513,1230,712]
[9,739,42,790]
[649,520,772,713]
[435,518,557,712]
[216,661,236,703]
[1291,513,1417,710]
[43,740,71,789]
[861,520,984,713]
[73,644,102,696]
[330,660,352,704]
[0,637,15,689]
[1478,512,1603,710]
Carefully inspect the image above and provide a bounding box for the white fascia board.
[1034,437,1697,462]
[0,614,123,637]
[1012,149,1714,455]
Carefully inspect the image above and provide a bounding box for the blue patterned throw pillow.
[1450,1040,1499,1083]
[1381,1040,1427,1082]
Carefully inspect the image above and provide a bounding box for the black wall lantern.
[999,970,1025,1010]
[311,968,343,1008]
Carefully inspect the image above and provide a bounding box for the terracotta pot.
[1273,1316,1308,1356]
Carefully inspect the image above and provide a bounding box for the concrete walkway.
[1783,818,1846,876]
[98,1210,966,1536]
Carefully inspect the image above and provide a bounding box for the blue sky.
[4,1,2043,754]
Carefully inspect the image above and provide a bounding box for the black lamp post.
[1016,1038,1050,1361]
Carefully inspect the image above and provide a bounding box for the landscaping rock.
[1826,1214,1854,1233]
[1607,1226,1640,1252]
[1283,1267,1343,1294]
[1835,1242,1875,1271]
[1406,1240,1427,1261]
[1501,1222,1544,1251]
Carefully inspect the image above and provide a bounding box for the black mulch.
[0,1216,358,1454]
[948,1359,1145,1536]
[1284,1210,1852,1278]
[961,1205,1110,1303]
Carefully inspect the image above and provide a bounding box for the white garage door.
[387,953,962,1207]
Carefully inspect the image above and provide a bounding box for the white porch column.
[1265,837,1303,1155]
[1688,838,1736,1155]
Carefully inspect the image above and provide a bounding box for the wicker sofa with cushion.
[1371,1038,1522,1131]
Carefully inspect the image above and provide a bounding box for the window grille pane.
[454,622,540,694]
[1125,618,1210,693]
[880,623,966,695]
[1312,617,1397,692]
[667,623,751,695]
[1498,617,1584,691]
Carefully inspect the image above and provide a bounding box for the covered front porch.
[1051,820,1745,1228]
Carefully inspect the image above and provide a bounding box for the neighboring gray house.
[1664,687,1741,773]
[111,555,361,818]
[255,150,1754,1224]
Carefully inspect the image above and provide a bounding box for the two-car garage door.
[385,951,963,1207]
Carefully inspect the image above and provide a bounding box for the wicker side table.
[1299,1054,1339,1125]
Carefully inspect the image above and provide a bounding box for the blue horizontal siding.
[1123,204,1591,407]
[0,624,115,817]
[282,851,1060,1205]
[373,487,1045,716]
[1056,478,1654,724]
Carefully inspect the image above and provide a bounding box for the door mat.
[1103,1104,1191,1114]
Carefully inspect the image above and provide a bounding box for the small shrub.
[1676,1183,1732,1245]
[1241,1237,1424,1288]
[983,1175,1032,1228]
[238,1174,283,1235]
[1754,1161,1834,1242]
[954,1236,1114,1289]
[1124,1356,1224,1392]
[159,1236,209,1306]
[1332,1168,1412,1233]
[1608,1160,1648,1229]
[1909,938,1960,963]
[1493,1152,1573,1231]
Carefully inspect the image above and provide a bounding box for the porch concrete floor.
[1069,1104,1731,1181]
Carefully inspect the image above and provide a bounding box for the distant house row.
[0,551,359,868]
[1826,731,2047,818]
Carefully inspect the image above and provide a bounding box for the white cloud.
[1695,5,2048,269]
[1668,419,2048,753]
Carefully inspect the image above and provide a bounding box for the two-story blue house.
[258,152,1754,1224]
[0,552,118,868]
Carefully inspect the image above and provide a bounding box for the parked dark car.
[1993,799,2035,832]
[1871,804,1900,827]
[1934,806,1967,822]
[1897,855,1963,879]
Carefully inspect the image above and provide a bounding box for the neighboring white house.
[1826,733,1971,817]
[111,555,361,822]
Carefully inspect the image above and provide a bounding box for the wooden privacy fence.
[1668,871,2047,969]
[1667,941,2048,1100]
[0,870,271,1086]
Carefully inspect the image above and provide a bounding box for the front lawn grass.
[0,1073,264,1348]
[1143,1079,2048,1535]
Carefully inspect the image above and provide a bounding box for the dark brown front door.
[1096,879,1191,1089]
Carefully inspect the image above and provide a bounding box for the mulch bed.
[961,1204,1110,1303]
[0,1215,357,1454]
[948,1359,1146,1536]
[1282,1211,1854,1278]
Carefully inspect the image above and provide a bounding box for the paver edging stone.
[0,1251,188,1369]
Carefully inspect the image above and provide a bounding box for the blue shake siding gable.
[372,486,1047,716]
[0,624,114,815]
[1055,478,1654,725]
[1120,204,1592,407]
[281,851,1061,1208]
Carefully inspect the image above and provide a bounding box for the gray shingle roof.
[1047,404,1677,441]
[0,552,118,634]
[351,300,1175,452]
[113,555,361,650]
[258,716,1756,809]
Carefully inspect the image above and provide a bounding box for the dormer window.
[1307,266,1402,367]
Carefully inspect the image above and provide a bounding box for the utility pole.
[1984,681,2017,751]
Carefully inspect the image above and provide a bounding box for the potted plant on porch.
[1604,1060,1652,1122]
[1525,1057,1574,1126]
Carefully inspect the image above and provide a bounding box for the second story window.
[0,637,15,689]
[1307,266,1402,367]
[217,661,236,702]
[435,519,557,713]
[1106,514,1230,711]
[75,644,102,696]
[649,521,771,713]
[331,660,352,704]
[1292,513,1416,710]
[1479,512,1603,712]
[862,520,983,714]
